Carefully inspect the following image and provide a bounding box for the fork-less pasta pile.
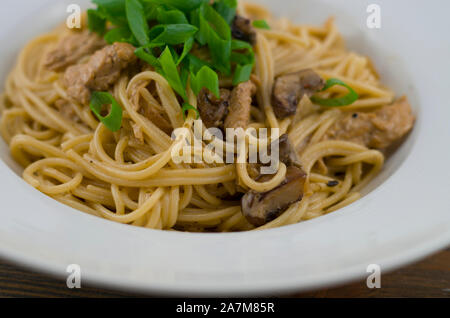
[0,0,414,232]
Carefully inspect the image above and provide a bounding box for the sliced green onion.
[180,64,190,90]
[125,0,150,46]
[213,0,237,25]
[177,37,195,65]
[149,24,198,45]
[90,91,123,132]
[190,66,220,98]
[134,47,161,69]
[311,78,359,107]
[87,9,107,35]
[186,54,213,73]
[231,39,253,50]
[231,40,255,65]
[156,7,189,24]
[253,19,270,30]
[104,26,136,45]
[231,52,254,65]
[90,0,256,104]
[232,63,253,85]
[144,0,208,13]
[142,1,158,20]
[230,39,254,84]
[159,46,188,101]
[182,103,200,120]
[195,3,232,74]
[93,0,128,26]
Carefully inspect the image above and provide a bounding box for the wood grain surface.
[0,248,448,298]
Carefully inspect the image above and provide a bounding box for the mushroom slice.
[197,88,231,128]
[250,134,302,180]
[275,134,302,168]
[241,166,307,227]
[272,69,325,119]
[231,15,257,45]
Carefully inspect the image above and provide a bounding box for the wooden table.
[0,248,448,298]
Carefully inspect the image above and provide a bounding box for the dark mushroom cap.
[241,166,307,227]
[232,15,257,45]
[272,69,325,119]
[197,88,231,129]
[275,134,302,168]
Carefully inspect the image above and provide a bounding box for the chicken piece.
[232,15,257,45]
[63,65,91,105]
[197,88,231,128]
[63,42,137,105]
[44,30,106,72]
[324,96,415,150]
[272,69,325,119]
[241,166,307,226]
[224,80,257,129]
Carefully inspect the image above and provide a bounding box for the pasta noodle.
[0,2,402,232]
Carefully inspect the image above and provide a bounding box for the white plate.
[0,0,449,296]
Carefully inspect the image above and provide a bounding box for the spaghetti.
[0,1,410,232]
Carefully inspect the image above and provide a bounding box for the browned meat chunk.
[197,88,231,128]
[324,96,415,150]
[63,42,137,105]
[272,69,325,119]
[224,80,257,129]
[241,166,307,226]
[44,30,106,72]
[232,15,257,45]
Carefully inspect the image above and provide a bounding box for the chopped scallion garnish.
[311,78,359,107]
[89,92,123,132]
[232,63,253,85]
[213,0,238,25]
[88,0,258,120]
[104,26,136,45]
[145,0,207,13]
[253,19,270,30]
[190,66,220,98]
[182,103,200,120]
[194,3,232,75]
[159,46,188,101]
[125,0,150,46]
[156,6,189,24]
[149,24,198,46]
[87,9,106,35]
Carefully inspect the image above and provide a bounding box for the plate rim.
[0,0,449,296]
